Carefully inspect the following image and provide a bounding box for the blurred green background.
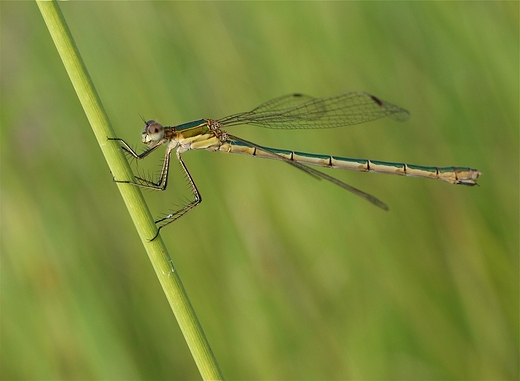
[1,2,518,380]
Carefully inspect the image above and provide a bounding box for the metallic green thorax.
[166,119,210,139]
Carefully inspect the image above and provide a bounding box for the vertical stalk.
[36,1,223,379]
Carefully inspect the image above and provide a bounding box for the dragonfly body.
[157,118,480,185]
[110,92,480,240]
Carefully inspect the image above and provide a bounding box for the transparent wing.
[246,93,318,114]
[218,92,409,129]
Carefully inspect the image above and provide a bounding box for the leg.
[108,136,168,189]
[108,137,162,159]
[150,150,202,241]
[129,148,172,191]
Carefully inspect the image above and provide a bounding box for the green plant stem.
[36,1,223,379]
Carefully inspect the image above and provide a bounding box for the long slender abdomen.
[217,140,480,186]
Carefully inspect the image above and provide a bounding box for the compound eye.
[146,121,164,135]
[142,120,165,143]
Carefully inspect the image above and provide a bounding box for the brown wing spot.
[369,95,383,107]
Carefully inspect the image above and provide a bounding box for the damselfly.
[110,92,480,240]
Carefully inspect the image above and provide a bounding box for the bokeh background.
[1,2,518,380]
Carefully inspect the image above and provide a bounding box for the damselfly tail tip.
[457,169,481,186]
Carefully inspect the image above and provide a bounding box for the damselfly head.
[142,120,165,145]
